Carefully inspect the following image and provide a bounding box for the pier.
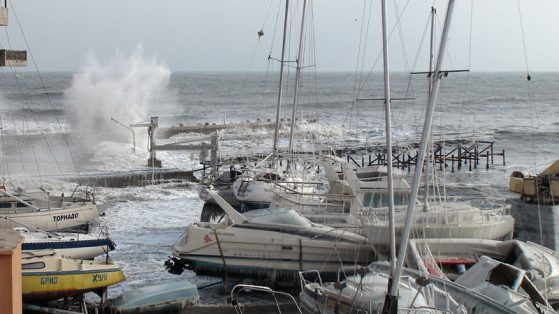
[343,139,505,173]
[64,168,197,188]
[156,116,317,139]
[216,137,505,174]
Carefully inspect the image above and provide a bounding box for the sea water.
[1,68,558,303]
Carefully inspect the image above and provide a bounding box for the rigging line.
[391,0,416,141]
[0,114,8,180]
[457,0,474,136]
[1,29,64,179]
[10,114,25,173]
[307,0,320,144]
[9,0,80,177]
[268,0,283,62]
[354,0,412,98]
[409,14,431,75]
[0,29,25,176]
[516,0,545,254]
[356,0,373,101]
[406,11,432,133]
[435,13,456,72]
[356,1,376,97]
[344,0,368,130]
[392,0,410,73]
[239,34,264,90]
[516,0,531,75]
[0,53,8,178]
[1,31,55,179]
[261,0,276,30]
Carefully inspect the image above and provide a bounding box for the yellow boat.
[22,251,125,301]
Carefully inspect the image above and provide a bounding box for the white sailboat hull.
[364,203,514,249]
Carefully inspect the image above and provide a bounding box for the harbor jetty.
[63,168,197,188]
[156,116,318,139]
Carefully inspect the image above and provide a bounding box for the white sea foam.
[64,44,174,156]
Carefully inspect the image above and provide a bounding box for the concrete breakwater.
[64,168,197,188]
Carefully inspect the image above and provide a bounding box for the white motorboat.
[169,190,373,283]
[0,186,100,233]
[406,238,559,305]
[16,227,115,260]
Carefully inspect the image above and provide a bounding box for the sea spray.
[64,45,173,155]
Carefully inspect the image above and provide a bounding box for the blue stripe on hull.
[22,238,115,251]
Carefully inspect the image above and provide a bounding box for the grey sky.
[4,0,559,72]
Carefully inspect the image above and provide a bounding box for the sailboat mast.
[379,0,396,274]
[272,0,290,166]
[387,0,455,304]
[287,0,308,161]
[422,6,436,212]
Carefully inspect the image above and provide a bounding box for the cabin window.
[363,193,373,207]
[0,202,12,208]
[373,194,382,208]
[395,193,408,205]
[22,262,45,270]
[16,202,27,208]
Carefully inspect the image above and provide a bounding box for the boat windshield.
[244,208,312,227]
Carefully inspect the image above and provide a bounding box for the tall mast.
[379,0,396,274]
[271,0,290,166]
[287,0,308,162]
[384,0,456,311]
[422,6,436,212]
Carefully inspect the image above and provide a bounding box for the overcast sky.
[3,0,559,72]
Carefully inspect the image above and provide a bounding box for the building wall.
[0,230,23,314]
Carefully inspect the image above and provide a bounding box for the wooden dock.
[343,139,505,172]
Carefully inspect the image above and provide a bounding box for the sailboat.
[0,186,100,233]
[16,227,115,260]
[229,0,319,211]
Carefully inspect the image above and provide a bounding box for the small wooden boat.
[109,279,199,313]
[22,251,125,301]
